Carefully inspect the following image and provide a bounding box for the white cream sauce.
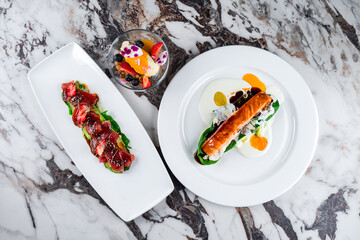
[199,78,250,125]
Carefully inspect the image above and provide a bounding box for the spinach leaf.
[251,124,260,133]
[238,134,246,140]
[94,105,121,133]
[93,105,132,153]
[224,140,237,152]
[74,81,87,92]
[64,101,73,115]
[61,93,73,115]
[266,100,280,121]
[61,93,72,115]
[224,133,246,152]
[101,110,121,133]
[196,124,219,165]
[121,133,131,152]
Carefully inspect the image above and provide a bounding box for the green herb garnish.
[266,100,280,121]
[121,133,131,152]
[224,140,237,152]
[61,93,73,115]
[196,123,219,165]
[101,110,121,133]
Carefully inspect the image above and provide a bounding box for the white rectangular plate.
[28,42,174,221]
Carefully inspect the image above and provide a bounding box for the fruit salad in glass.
[108,30,169,91]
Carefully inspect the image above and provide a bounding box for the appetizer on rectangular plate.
[61,80,134,173]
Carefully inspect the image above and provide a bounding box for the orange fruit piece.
[141,40,154,53]
[125,49,150,75]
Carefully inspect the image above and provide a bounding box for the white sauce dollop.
[199,79,250,125]
[236,127,272,158]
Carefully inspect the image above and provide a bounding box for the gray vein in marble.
[263,201,297,240]
[236,207,267,240]
[305,189,349,240]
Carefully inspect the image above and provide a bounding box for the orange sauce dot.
[242,73,266,92]
[214,91,227,106]
[250,134,268,151]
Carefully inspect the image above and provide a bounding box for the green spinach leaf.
[121,133,131,152]
[196,124,219,165]
[61,93,73,115]
[224,140,237,152]
[101,111,121,133]
[266,100,280,121]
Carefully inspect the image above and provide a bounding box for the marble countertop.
[1,0,359,239]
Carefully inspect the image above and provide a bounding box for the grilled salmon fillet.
[201,92,272,157]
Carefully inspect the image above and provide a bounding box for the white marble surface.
[0,0,360,239]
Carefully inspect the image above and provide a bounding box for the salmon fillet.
[202,92,272,157]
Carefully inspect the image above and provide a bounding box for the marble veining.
[0,0,359,239]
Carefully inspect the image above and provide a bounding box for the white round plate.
[158,46,318,206]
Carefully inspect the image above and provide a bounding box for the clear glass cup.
[107,29,169,91]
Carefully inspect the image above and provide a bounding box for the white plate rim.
[28,42,174,221]
[158,45,318,206]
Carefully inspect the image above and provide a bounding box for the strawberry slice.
[67,83,76,97]
[142,76,151,88]
[150,42,163,56]
[61,81,76,100]
[76,104,90,122]
[95,140,106,156]
[119,62,136,75]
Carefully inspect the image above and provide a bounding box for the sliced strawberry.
[150,42,163,56]
[61,81,76,101]
[142,76,151,88]
[72,105,89,127]
[76,104,90,122]
[95,140,106,156]
[67,83,76,97]
[119,62,136,75]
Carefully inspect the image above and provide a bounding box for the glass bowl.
[107,29,169,91]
